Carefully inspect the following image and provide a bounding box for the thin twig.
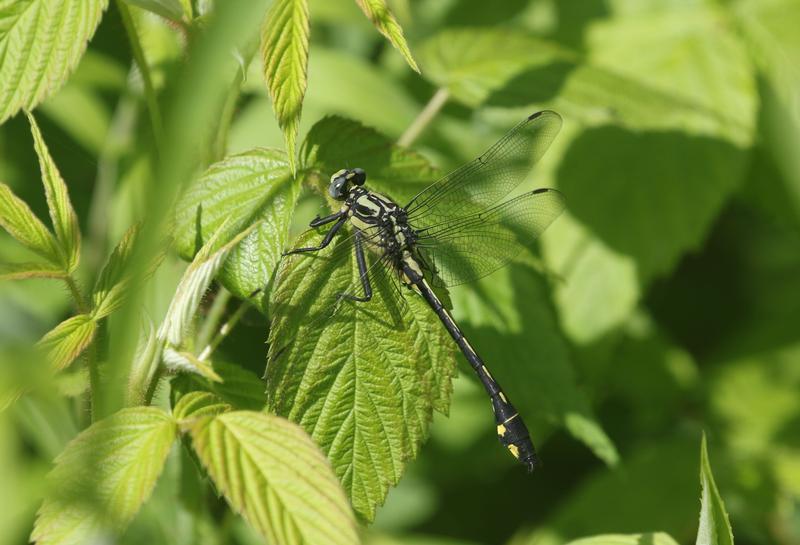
[117,0,164,150]
[64,275,89,313]
[197,291,260,361]
[196,286,232,351]
[398,88,449,147]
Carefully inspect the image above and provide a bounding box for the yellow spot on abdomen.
[497,424,506,436]
[508,444,520,459]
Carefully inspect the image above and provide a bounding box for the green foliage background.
[0,0,798,544]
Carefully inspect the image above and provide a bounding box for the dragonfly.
[281,111,565,471]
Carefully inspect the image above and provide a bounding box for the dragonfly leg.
[339,231,372,303]
[310,211,344,228]
[283,214,346,256]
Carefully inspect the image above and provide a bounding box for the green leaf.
[172,359,268,411]
[188,411,360,545]
[542,212,639,344]
[260,0,309,172]
[31,407,177,545]
[91,224,140,320]
[354,0,419,73]
[0,182,61,265]
[301,116,440,205]
[174,149,300,310]
[27,112,81,273]
[417,29,566,107]
[173,391,231,421]
[37,314,97,371]
[0,0,108,123]
[122,0,186,21]
[557,125,748,282]
[564,534,681,545]
[0,261,66,280]
[268,229,456,521]
[520,436,699,544]
[450,264,618,466]
[159,221,258,347]
[696,434,735,545]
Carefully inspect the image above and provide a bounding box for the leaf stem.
[398,87,449,147]
[117,0,164,150]
[64,275,89,313]
[87,337,102,422]
[197,292,256,361]
[196,286,232,351]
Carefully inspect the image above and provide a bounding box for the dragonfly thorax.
[347,189,416,256]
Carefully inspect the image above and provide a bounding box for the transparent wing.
[405,111,562,230]
[413,189,566,287]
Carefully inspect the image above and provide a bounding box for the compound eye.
[351,168,366,186]
[328,177,348,200]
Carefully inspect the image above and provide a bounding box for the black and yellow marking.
[400,254,538,471]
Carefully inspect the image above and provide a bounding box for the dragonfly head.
[328,168,366,200]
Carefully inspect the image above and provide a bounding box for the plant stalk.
[398,88,450,147]
[117,0,164,150]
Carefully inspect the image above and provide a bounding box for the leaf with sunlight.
[37,314,97,371]
[267,230,456,521]
[28,112,81,273]
[696,435,734,545]
[0,183,61,267]
[0,261,65,281]
[0,0,108,123]
[174,149,299,310]
[172,391,231,421]
[31,407,177,545]
[261,0,310,172]
[188,411,360,545]
[354,0,419,73]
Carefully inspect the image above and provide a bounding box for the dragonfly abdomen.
[400,256,538,471]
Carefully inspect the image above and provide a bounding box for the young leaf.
[173,391,231,421]
[162,347,223,382]
[91,224,140,320]
[188,411,359,545]
[0,183,61,265]
[565,534,681,545]
[173,149,299,310]
[31,407,177,545]
[27,113,81,273]
[0,0,108,123]
[260,0,310,172]
[37,314,97,371]
[0,261,66,280]
[354,0,419,72]
[158,221,258,347]
[267,230,456,521]
[696,434,735,545]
